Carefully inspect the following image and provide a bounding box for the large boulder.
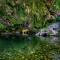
[35,22,60,37]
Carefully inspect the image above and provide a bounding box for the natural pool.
[0,36,60,60]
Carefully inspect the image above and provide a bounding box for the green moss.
[0,23,6,29]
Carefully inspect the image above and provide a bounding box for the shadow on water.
[0,36,39,52]
[0,35,60,60]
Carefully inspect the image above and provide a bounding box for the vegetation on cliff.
[0,0,58,30]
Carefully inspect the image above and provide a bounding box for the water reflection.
[38,36,60,45]
[0,36,60,51]
[0,36,60,60]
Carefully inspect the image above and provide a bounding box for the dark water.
[0,36,60,60]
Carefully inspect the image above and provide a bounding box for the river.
[0,36,60,60]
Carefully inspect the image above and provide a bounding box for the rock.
[35,28,48,37]
[48,22,60,31]
[35,22,60,37]
[36,31,48,37]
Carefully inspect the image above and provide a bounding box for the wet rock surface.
[35,22,60,37]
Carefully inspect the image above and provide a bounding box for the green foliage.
[0,0,57,29]
[0,23,6,29]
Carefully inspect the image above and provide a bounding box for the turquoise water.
[0,36,60,60]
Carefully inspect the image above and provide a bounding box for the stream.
[0,36,60,60]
